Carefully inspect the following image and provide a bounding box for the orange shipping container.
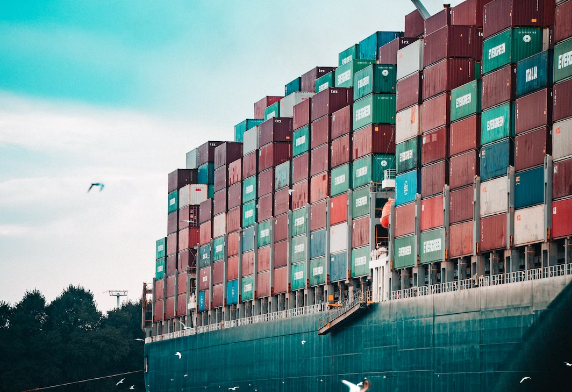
[330,193,348,225]
[310,173,330,203]
[420,194,444,231]
[449,221,474,258]
[274,267,288,294]
[395,203,415,237]
[227,256,239,281]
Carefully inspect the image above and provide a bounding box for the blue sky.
[0,0,460,311]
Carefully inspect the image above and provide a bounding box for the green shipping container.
[156,238,167,259]
[335,59,376,88]
[331,163,352,196]
[315,72,335,93]
[396,138,421,174]
[291,262,306,291]
[258,220,272,248]
[291,208,307,237]
[352,246,370,278]
[420,228,445,264]
[354,64,397,100]
[353,94,396,130]
[155,258,165,280]
[198,162,215,184]
[242,276,254,301]
[199,244,211,268]
[213,237,225,262]
[450,80,481,122]
[481,102,514,145]
[352,186,371,218]
[554,38,572,83]
[242,176,257,204]
[482,28,543,75]
[291,234,307,264]
[394,235,416,269]
[168,191,178,214]
[352,154,396,189]
[264,101,280,120]
[293,126,310,157]
[339,44,359,66]
[275,161,291,191]
[242,201,256,228]
[309,258,326,287]
[208,185,215,199]
[234,119,263,143]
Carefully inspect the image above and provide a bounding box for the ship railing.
[145,337,153,343]
[507,271,526,283]
[459,278,475,290]
[545,264,566,278]
[526,268,542,281]
[183,328,196,336]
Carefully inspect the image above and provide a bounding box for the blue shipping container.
[516,50,553,98]
[198,290,206,311]
[310,229,327,259]
[198,162,215,184]
[242,226,255,253]
[199,244,211,268]
[226,280,238,305]
[359,31,403,60]
[515,166,544,209]
[235,119,263,143]
[480,139,514,182]
[395,170,421,206]
[285,77,302,96]
[330,252,347,282]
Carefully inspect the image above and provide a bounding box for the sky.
[0,0,463,312]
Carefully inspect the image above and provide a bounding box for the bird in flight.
[129,386,135,390]
[179,321,191,330]
[288,189,295,195]
[520,377,531,383]
[301,340,306,345]
[565,362,572,366]
[175,352,182,359]
[116,378,125,386]
[87,183,104,192]
[134,338,144,341]
[229,387,239,390]
[342,380,370,392]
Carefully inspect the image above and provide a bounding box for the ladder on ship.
[318,290,374,335]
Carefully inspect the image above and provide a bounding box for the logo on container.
[523,35,531,43]
[334,174,346,185]
[245,209,253,219]
[295,135,306,146]
[245,185,254,194]
[488,43,505,60]
[355,256,367,267]
[356,105,371,121]
[158,245,164,252]
[157,265,163,272]
[313,266,324,276]
[486,116,504,131]
[399,149,413,162]
[244,283,252,292]
[215,244,223,253]
[294,271,304,280]
[202,276,208,282]
[294,244,305,253]
[338,70,352,85]
[295,217,305,227]
[558,50,572,70]
[260,229,269,238]
[423,238,442,254]
[398,245,411,257]
[341,55,352,65]
[526,66,538,82]
[403,180,409,195]
[318,82,329,92]
[356,166,368,177]
[202,253,208,260]
[357,76,370,89]
[356,196,368,207]
[456,93,472,108]
[170,198,176,206]
[382,69,389,76]
[267,111,276,120]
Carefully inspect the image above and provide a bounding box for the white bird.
[179,321,191,330]
[301,340,306,345]
[520,377,531,383]
[134,338,144,341]
[288,189,295,195]
[88,183,104,192]
[130,386,135,390]
[184,374,188,377]
[357,382,363,386]
[565,362,572,366]
[175,352,182,359]
[342,380,361,392]
[116,378,125,386]
[229,387,239,390]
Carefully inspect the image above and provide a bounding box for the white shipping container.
[514,205,545,246]
[280,92,314,118]
[396,40,424,81]
[395,105,422,144]
[330,223,348,253]
[179,184,208,208]
[243,126,259,156]
[480,176,509,217]
[186,148,198,169]
[213,213,227,238]
[552,118,572,162]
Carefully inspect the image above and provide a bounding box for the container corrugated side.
[552,197,572,239]
[516,50,553,97]
[397,40,424,81]
[351,246,370,278]
[309,258,326,286]
[354,64,397,100]
[395,202,415,237]
[515,88,552,134]
[553,77,572,122]
[481,64,516,110]
[553,157,572,199]
[420,228,446,264]
[352,94,396,131]
[480,213,508,251]
[420,194,444,231]
[450,115,481,156]
[552,118,572,161]
[396,105,421,144]
[480,175,509,217]
[482,28,543,74]
[514,204,546,246]
[330,252,347,282]
[450,150,479,190]
[396,170,421,206]
[330,223,348,253]
[293,126,310,157]
[291,234,307,264]
[480,139,514,181]
[514,126,549,171]
[449,221,474,258]
[396,137,421,174]
[481,103,514,145]
[394,235,416,268]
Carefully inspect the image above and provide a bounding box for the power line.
[21,369,143,392]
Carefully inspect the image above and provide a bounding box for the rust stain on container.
[198,267,210,291]
[351,216,370,248]
[450,150,479,190]
[420,194,444,231]
[258,246,271,272]
[395,202,416,237]
[258,193,274,222]
[421,127,449,165]
[352,124,396,160]
[514,127,550,171]
[330,193,348,226]
[242,251,254,277]
[331,134,351,168]
[274,188,291,216]
[421,93,450,133]
[227,183,242,210]
[274,266,288,294]
[553,78,572,123]
[423,26,482,68]
[396,72,422,112]
[331,105,353,139]
[228,232,239,256]
[228,159,242,186]
[258,168,275,197]
[311,144,331,176]
[450,115,481,156]
[515,88,552,135]
[480,213,507,251]
[311,200,327,231]
[293,98,312,130]
[227,256,238,281]
[274,241,288,268]
[311,88,353,121]
[311,116,332,148]
[421,160,448,197]
[449,221,474,258]
[450,186,474,224]
[423,58,476,101]
[257,271,270,298]
[212,262,224,285]
[292,152,310,183]
[553,157,572,199]
[292,180,309,209]
[482,64,516,111]
[310,172,330,203]
[242,152,258,179]
[226,207,241,234]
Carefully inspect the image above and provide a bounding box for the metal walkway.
[318,291,373,335]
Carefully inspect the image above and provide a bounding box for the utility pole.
[107,290,128,309]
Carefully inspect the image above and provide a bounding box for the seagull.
[520,377,531,383]
[342,380,370,392]
[134,338,144,341]
[175,352,182,359]
[87,183,104,192]
[301,340,306,345]
[565,362,572,366]
[229,387,239,390]
[184,374,188,377]
[288,189,295,195]
[130,386,134,390]
[116,378,125,386]
[179,321,191,330]
[182,220,196,223]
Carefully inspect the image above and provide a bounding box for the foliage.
[0,286,145,392]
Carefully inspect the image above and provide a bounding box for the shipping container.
[516,51,553,97]
[395,201,416,237]
[254,96,282,120]
[214,142,242,169]
[396,170,421,206]
[514,204,546,246]
[353,94,396,130]
[309,257,326,286]
[553,77,572,122]
[186,149,198,170]
[339,44,359,66]
[257,271,270,298]
[483,0,554,39]
[423,26,481,68]
[331,134,351,168]
[199,220,212,246]
[199,244,211,268]
[242,176,257,204]
[330,252,347,282]
[354,64,397,100]
[198,162,215,184]
[153,300,163,322]
[213,189,226,215]
[311,88,353,121]
[378,37,420,65]
[227,279,238,305]
[310,201,327,231]
[285,77,301,96]
[264,101,280,121]
[310,229,327,259]
[242,276,254,301]
[259,118,293,147]
[258,143,292,172]
[330,193,348,226]
[450,150,479,189]
[555,2,572,43]
[311,144,330,176]
[291,234,307,264]
[421,93,450,133]
[293,126,310,157]
[155,258,165,280]
[311,115,331,148]
[242,251,254,276]
[352,124,396,161]
[335,59,376,88]
[451,80,481,122]
[421,160,448,197]
[552,197,572,238]
[235,119,263,143]
[177,293,186,315]
[227,183,241,210]
[212,284,223,308]
[198,290,208,312]
[315,72,335,93]
[359,31,403,60]
[481,103,515,144]
[352,186,371,219]
[480,175,510,217]
[274,266,288,294]
[214,166,227,193]
[396,105,422,144]
[228,231,239,257]
[242,201,256,228]
[293,99,311,131]
[351,216,369,248]
[258,193,273,222]
[168,190,178,214]
[154,279,164,300]
[352,154,395,189]
[397,40,424,81]
[258,244,271,270]
[212,261,224,285]
[302,67,337,94]
[178,184,208,208]
[553,157,572,199]
[179,249,196,271]
[420,228,446,264]
[198,267,210,291]
[482,28,543,74]
[179,227,200,251]
[481,64,516,110]
[450,115,481,156]
[351,246,370,278]
[213,213,226,238]
[228,159,241,186]
[553,118,572,161]
[199,199,212,224]
[515,88,552,134]
[167,232,177,255]
[421,194,444,231]
[423,58,476,101]
[330,164,352,198]
[480,138,514,181]
[258,168,275,197]
[243,127,259,156]
[166,255,176,276]
[167,211,178,235]
[291,262,306,291]
[274,161,291,191]
[515,127,550,171]
[227,207,241,233]
[422,127,449,165]
[451,0,486,27]
[274,240,288,268]
[165,297,175,319]
[198,141,224,167]
[425,6,451,36]
[394,235,416,268]
[281,92,314,118]
[228,256,239,281]
[310,172,330,203]
[292,152,309,184]
[291,208,307,237]
[480,213,508,251]
[330,223,349,253]
[274,188,290,216]
[449,221,474,258]
[396,72,422,112]
[291,180,309,209]
[156,237,167,259]
[168,169,198,193]
[405,9,425,38]
[212,237,224,262]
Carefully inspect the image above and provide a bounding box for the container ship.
[142,0,572,390]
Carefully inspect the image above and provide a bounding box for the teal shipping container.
[482,28,543,75]
[331,163,352,196]
[291,208,307,237]
[396,138,421,174]
[226,280,238,305]
[258,220,272,248]
[264,101,280,120]
[420,228,445,264]
[351,246,370,278]
[199,244,211,268]
[291,263,306,291]
[242,226,255,253]
[309,257,326,286]
[155,258,165,280]
[285,77,302,96]
[168,191,178,214]
[291,234,307,264]
[242,201,256,228]
[198,162,215,184]
[293,126,310,157]
[156,237,167,259]
[352,154,396,189]
[352,186,370,218]
[310,229,327,259]
[395,170,421,206]
[315,72,335,93]
[480,139,514,181]
[354,64,397,100]
[339,44,359,66]
[450,80,481,122]
[554,38,572,83]
[394,235,416,269]
[358,31,403,61]
[208,185,215,199]
[335,59,376,88]
[198,291,206,311]
[481,103,515,145]
[515,166,544,209]
[242,276,254,301]
[330,252,347,282]
[516,51,553,98]
[275,161,291,191]
[353,94,396,130]
[213,237,225,262]
[235,119,263,143]
[242,176,257,204]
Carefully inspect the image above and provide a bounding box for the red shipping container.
[514,127,550,171]
[228,232,239,256]
[178,249,196,271]
[449,221,474,258]
[167,232,177,255]
[292,180,309,209]
[421,160,448,197]
[352,216,369,248]
[215,142,242,169]
[311,88,353,121]
[243,152,258,179]
[228,159,242,186]
[331,134,351,168]
[258,143,292,172]
[378,37,420,65]
[421,194,444,231]
[228,183,242,210]
[330,193,348,226]
[212,285,223,308]
[395,203,416,237]
[214,166,227,192]
[274,266,288,294]
[422,127,449,165]
[179,227,200,251]
[167,254,177,276]
[199,199,212,224]
[167,211,178,235]
[179,205,200,230]
[258,193,274,222]
[515,88,552,135]
[552,197,572,238]
[168,169,198,193]
[292,152,310,183]
[452,0,487,28]
[177,293,186,316]
[254,96,283,119]
[310,172,330,203]
[422,58,476,101]
[421,93,450,133]
[198,141,224,167]
[425,6,451,37]
[166,275,176,297]
[301,66,336,93]
[553,157,572,199]
[480,213,507,251]
[311,115,332,148]
[212,262,224,285]
[423,26,482,68]
[198,268,210,291]
[257,271,270,298]
[242,251,254,277]
[331,105,352,139]
[352,124,396,160]
[481,65,516,110]
[259,117,293,147]
[293,98,312,130]
[450,115,481,156]
[553,78,572,122]
[274,215,288,244]
[450,186,474,224]
[396,72,422,112]
[154,279,164,300]
[449,150,479,189]
[274,240,288,268]
[310,200,327,231]
[213,189,226,215]
[227,207,241,233]
[258,168,275,197]
[555,1,572,44]
[274,187,290,216]
[227,256,239,281]
[153,300,163,322]
[311,144,330,176]
[483,0,554,39]
[258,246,271,272]
[405,9,425,37]
[165,297,175,319]
[199,221,212,245]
